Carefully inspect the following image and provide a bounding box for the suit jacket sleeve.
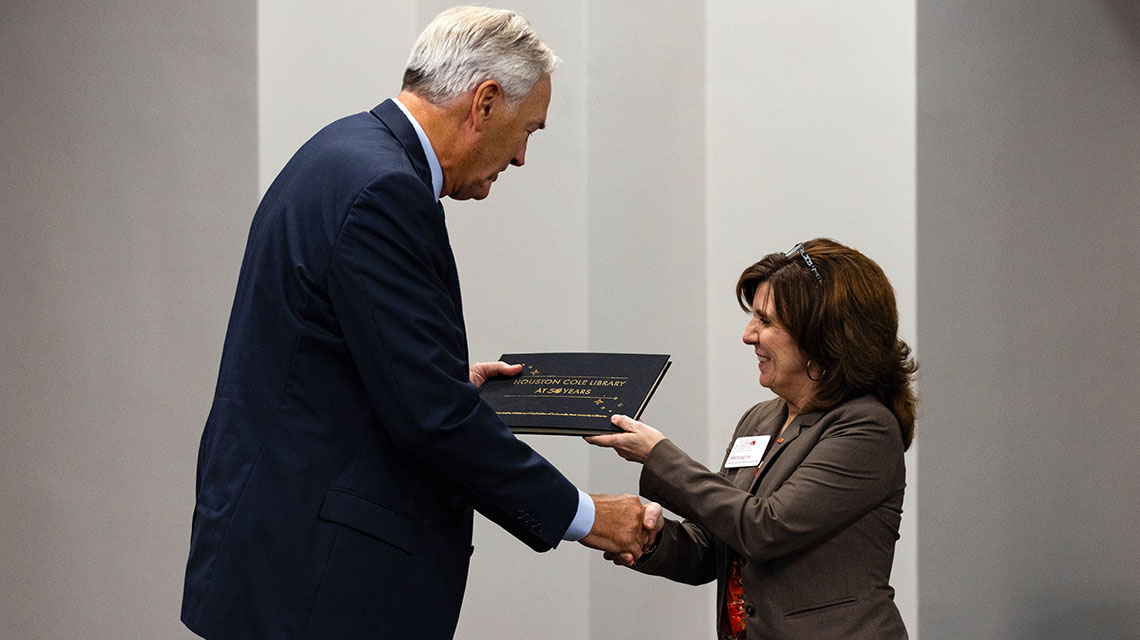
[640,399,904,562]
[327,170,577,550]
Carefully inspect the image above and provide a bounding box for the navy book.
[479,352,671,435]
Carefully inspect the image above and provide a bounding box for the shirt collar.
[393,97,444,200]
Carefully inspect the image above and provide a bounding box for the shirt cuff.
[561,489,595,541]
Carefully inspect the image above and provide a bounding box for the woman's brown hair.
[736,238,917,449]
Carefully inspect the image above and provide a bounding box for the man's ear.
[470,80,503,130]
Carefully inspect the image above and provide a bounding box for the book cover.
[479,352,671,435]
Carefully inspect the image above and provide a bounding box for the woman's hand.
[469,361,522,387]
[584,414,666,464]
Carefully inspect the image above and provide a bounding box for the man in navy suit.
[181,7,654,639]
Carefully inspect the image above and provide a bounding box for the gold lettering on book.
[511,378,562,385]
[506,372,627,406]
[527,387,593,395]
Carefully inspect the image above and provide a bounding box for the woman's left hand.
[584,414,666,464]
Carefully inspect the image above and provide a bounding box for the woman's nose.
[742,320,757,344]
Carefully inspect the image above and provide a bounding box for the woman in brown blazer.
[588,238,916,639]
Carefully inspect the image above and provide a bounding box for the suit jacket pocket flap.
[319,488,418,555]
[784,596,858,617]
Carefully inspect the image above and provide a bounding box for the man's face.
[448,75,551,200]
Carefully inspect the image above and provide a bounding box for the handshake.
[578,494,664,567]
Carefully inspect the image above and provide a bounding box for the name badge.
[725,435,770,468]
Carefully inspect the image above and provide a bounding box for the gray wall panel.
[917,1,1140,637]
[586,1,713,638]
[0,1,256,638]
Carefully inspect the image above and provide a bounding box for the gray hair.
[402,6,560,109]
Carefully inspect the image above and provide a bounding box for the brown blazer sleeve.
[639,395,905,563]
[631,517,719,585]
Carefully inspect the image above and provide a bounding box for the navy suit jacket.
[181,100,579,639]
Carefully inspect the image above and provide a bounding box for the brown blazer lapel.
[749,414,811,494]
[723,403,786,492]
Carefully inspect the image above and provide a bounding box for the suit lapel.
[372,101,467,361]
[432,201,468,362]
[370,99,434,194]
[437,202,465,332]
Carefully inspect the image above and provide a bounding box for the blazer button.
[744,603,755,616]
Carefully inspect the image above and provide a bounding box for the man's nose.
[511,140,528,167]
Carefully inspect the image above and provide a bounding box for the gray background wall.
[7,0,1134,638]
[1,1,256,638]
[916,1,1140,638]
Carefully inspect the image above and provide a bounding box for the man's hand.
[579,494,650,560]
[602,501,664,567]
[469,361,522,386]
